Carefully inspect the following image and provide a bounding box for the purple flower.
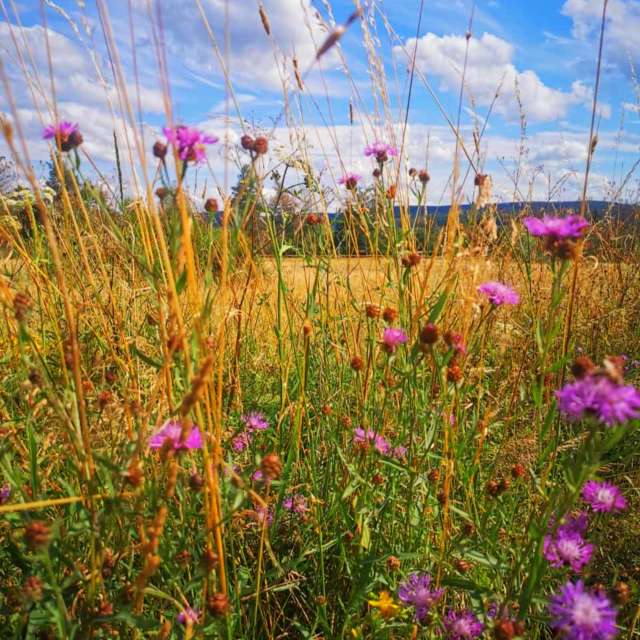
[232,432,252,452]
[397,573,444,621]
[392,445,407,460]
[177,607,200,625]
[477,281,520,306]
[338,173,361,189]
[283,493,309,514]
[548,581,618,640]
[353,427,391,455]
[364,141,398,162]
[581,480,627,513]
[556,375,640,427]
[382,327,408,354]
[163,125,218,164]
[0,482,10,505]
[543,529,593,572]
[242,411,269,432]
[443,609,484,639]
[43,121,82,151]
[524,215,589,240]
[251,469,265,482]
[148,420,203,451]
[554,511,589,536]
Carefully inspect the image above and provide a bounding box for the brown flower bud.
[365,304,381,319]
[447,363,462,383]
[498,477,511,493]
[260,453,282,480]
[372,472,384,485]
[28,369,42,386]
[253,136,268,155]
[420,323,439,344]
[204,197,218,213]
[22,576,43,602]
[61,130,83,152]
[175,549,191,565]
[427,469,440,483]
[13,292,32,321]
[418,169,430,184]
[486,479,500,496]
[350,355,364,371]
[462,522,475,536]
[386,184,397,199]
[321,404,332,416]
[97,390,113,409]
[189,472,204,492]
[153,141,167,159]
[341,416,352,429]
[25,521,51,549]
[437,490,446,505]
[612,581,631,605]
[303,319,313,337]
[125,459,144,488]
[387,555,401,572]
[382,307,398,323]
[306,213,321,225]
[455,558,473,573]
[372,168,381,179]
[408,167,417,177]
[493,619,517,640]
[155,187,168,200]
[511,463,526,479]
[207,592,230,617]
[401,252,421,268]
[571,356,595,379]
[240,135,255,151]
[315,595,327,606]
[202,546,219,571]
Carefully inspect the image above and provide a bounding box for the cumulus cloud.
[395,32,601,122]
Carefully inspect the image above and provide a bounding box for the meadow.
[1,2,640,639]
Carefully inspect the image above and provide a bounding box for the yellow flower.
[368,591,400,618]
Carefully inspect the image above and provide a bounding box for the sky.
[1,0,639,206]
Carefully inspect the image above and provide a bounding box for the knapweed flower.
[524,215,589,240]
[338,172,361,190]
[353,428,390,455]
[43,121,82,151]
[0,482,10,505]
[443,609,484,639]
[543,529,593,572]
[251,469,265,482]
[148,420,203,451]
[397,573,444,622]
[477,281,520,306]
[283,493,309,514]
[232,432,252,452]
[163,125,218,164]
[242,411,269,432]
[581,480,627,513]
[556,374,640,427]
[392,445,407,460]
[548,581,618,640]
[364,141,398,163]
[177,607,200,625]
[382,327,408,354]
[368,591,400,619]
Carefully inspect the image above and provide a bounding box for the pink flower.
[523,215,588,241]
[242,411,269,432]
[283,493,309,514]
[364,141,398,163]
[232,432,252,452]
[353,427,391,454]
[0,482,10,505]
[163,125,218,164]
[581,480,627,513]
[177,607,200,625]
[148,420,203,451]
[338,172,361,189]
[42,121,82,151]
[382,327,408,353]
[477,281,520,306]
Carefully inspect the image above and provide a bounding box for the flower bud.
[153,141,167,159]
[420,323,439,344]
[253,136,268,155]
[240,135,255,151]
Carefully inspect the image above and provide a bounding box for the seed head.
[420,323,439,344]
[240,134,255,151]
[153,141,168,159]
[418,169,430,184]
[511,463,526,479]
[350,355,364,371]
[382,307,398,323]
[366,304,381,319]
[253,136,268,155]
[207,592,230,617]
[261,453,283,480]
[204,197,218,213]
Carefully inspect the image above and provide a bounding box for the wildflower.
[43,121,82,151]
[338,173,361,190]
[365,303,381,318]
[350,355,364,371]
[163,125,218,164]
[397,572,444,622]
[22,576,43,602]
[204,197,218,213]
[251,469,265,482]
[152,140,167,159]
[387,555,401,572]
[368,591,400,618]
[241,134,255,150]
[260,453,283,479]
[382,306,398,323]
[420,323,439,344]
[232,432,252,452]
[177,607,200,625]
[548,580,617,640]
[444,330,466,356]
[0,482,10,505]
[543,529,593,572]
[419,169,430,184]
[353,427,391,455]
[189,472,204,492]
[524,215,589,240]
[556,374,640,427]
[25,521,51,549]
[382,327,408,354]
[242,411,269,432]
[148,420,203,451]
[207,593,230,617]
[477,281,520,306]
[283,493,309,514]
[443,609,484,639]
[253,136,268,155]
[364,142,398,163]
[392,445,407,460]
[511,463,526,479]
[612,581,631,606]
[581,480,627,513]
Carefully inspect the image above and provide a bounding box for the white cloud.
[395,32,600,122]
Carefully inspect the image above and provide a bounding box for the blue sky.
[1,0,639,204]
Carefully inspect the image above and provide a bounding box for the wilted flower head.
[524,215,589,240]
[548,581,618,640]
[177,607,200,625]
[397,573,444,621]
[543,528,593,572]
[581,480,627,513]
[556,374,640,427]
[43,121,82,151]
[443,609,484,639]
[283,493,309,514]
[477,281,520,306]
[338,172,361,190]
[364,141,398,163]
[148,420,203,451]
[163,125,218,164]
[242,411,269,432]
[382,327,408,354]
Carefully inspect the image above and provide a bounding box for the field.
[1,1,640,639]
